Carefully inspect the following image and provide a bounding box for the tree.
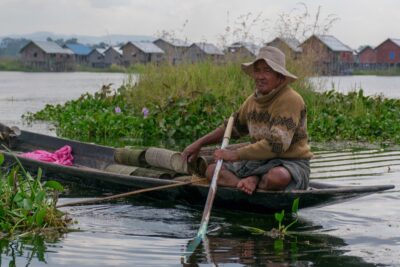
[54,39,65,46]
[65,38,78,44]
[0,38,30,57]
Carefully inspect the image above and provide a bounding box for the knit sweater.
[231,83,313,160]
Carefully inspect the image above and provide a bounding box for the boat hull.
[0,130,395,213]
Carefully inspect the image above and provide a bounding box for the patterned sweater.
[231,83,313,160]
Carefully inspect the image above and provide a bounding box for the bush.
[0,153,70,236]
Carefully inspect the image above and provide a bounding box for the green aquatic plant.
[0,153,70,237]
[274,197,299,235]
[241,197,300,238]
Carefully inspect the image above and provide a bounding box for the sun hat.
[241,46,298,83]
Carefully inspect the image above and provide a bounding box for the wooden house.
[357,46,376,68]
[153,38,191,65]
[374,38,400,67]
[186,42,224,63]
[266,37,302,58]
[19,40,74,71]
[121,41,164,66]
[87,48,106,68]
[225,42,260,61]
[300,35,354,74]
[63,43,92,65]
[104,46,123,67]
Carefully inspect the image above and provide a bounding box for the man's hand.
[182,141,202,163]
[214,149,239,162]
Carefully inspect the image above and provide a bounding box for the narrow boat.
[0,128,395,213]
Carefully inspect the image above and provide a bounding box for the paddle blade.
[185,236,203,255]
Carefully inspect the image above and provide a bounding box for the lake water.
[0,72,399,266]
[309,75,400,98]
[0,71,129,134]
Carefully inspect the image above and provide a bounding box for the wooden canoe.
[0,129,395,213]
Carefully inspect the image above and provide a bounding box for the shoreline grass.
[352,67,400,76]
[0,59,140,73]
[0,59,35,72]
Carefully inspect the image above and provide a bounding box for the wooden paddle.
[186,115,235,255]
[57,177,205,208]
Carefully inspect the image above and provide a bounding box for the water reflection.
[184,231,376,266]
[0,234,61,267]
[0,213,379,267]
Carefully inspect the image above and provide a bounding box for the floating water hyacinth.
[142,107,149,118]
[115,106,122,113]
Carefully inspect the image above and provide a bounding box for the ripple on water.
[61,202,200,239]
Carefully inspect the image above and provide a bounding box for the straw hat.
[241,46,297,83]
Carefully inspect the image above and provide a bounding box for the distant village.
[13,34,400,75]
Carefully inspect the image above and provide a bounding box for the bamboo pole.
[57,178,206,208]
[186,115,235,255]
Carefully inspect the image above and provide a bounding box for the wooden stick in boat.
[186,115,235,255]
[56,177,206,208]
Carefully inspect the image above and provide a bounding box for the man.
[182,46,313,194]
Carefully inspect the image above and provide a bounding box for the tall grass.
[126,60,254,108]
[25,58,400,148]
[0,59,33,72]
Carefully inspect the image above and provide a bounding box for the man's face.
[253,60,283,95]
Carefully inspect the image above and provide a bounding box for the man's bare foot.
[237,176,259,195]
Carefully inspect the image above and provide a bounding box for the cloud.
[88,0,132,8]
[1,0,400,48]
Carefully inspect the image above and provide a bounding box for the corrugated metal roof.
[194,42,224,55]
[97,48,107,55]
[26,41,74,54]
[64,43,92,55]
[390,38,400,47]
[89,48,106,56]
[115,46,123,55]
[280,38,302,52]
[357,45,373,54]
[315,35,353,52]
[105,46,123,55]
[155,38,191,47]
[130,42,164,54]
[229,42,260,55]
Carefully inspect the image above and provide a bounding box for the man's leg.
[258,166,292,191]
[236,176,259,195]
[206,163,240,187]
[206,164,259,195]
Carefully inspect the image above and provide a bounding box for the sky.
[1,0,400,49]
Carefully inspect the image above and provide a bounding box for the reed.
[124,60,254,108]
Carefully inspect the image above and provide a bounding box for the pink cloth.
[20,145,74,166]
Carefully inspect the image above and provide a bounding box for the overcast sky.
[1,0,399,49]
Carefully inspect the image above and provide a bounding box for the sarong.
[223,158,310,190]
